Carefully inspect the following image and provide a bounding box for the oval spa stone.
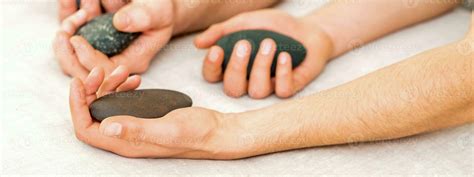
[75,13,140,56]
[217,30,307,78]
[90,89,193,122]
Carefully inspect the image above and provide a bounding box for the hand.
[55,0,177,80]
[70,66,245,159]
[195,10,334,99]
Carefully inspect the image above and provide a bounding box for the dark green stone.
[217,30,307,78]
[75,13,139,57]
[90,89,193,122]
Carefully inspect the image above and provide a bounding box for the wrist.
[171,0,214,35]
[299,13,350,58]
[298,16,335,62]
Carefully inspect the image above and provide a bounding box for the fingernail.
[70,37,79,46]
[62,22,73,34]
[89,67,100,77]
[236,42,248,58]
[57,32,67,43]
[115,12,130,29]
[261,40,273,55]
[279,54,289,65]
[208,48,219,62]
[103,122,122,137]
[75,9,87,20]
[111,65,126,76]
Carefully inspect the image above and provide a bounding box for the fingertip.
[113,10,131,31]
[114,5,151,32]
[111,65,129,76]
[275,52,294,98]
[69,35,89,50]
[195,25,224,48]
[208,46,224,63]
[100,121,123,137]
[70,77,83,89]
[85,66,105,94]
[203,46,224,83]
[54,31,72,52]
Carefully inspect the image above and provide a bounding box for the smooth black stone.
[217,30,307,78]
[90,89,193,122]
[75,13,139,57]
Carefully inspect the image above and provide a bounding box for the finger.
[202,46,224,83]
[248,39,276,99]
[69,36,117,74]
[70,78,94,130]
[97,65,130,97]
[223,40,251,98]
[84,67,105,104]
[275,52,294,98]
[116,75,141,92]
[99,116,181,147]
[85,123,175,158]
[53,31,89,80]
[111,28,173,74]
[101,0,127,12]
[113,0,171,32]
[58,0,78,21]
[194,24,225,49]
[61,9,88,35]
[194,14,252,49]
[81,0,101,20]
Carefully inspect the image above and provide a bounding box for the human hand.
[195,10,334,99]
[55,0,178,80]
[70,66,246,159]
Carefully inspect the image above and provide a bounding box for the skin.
[69,3,473,159]
[197,0,462,98]
[54,0,280,81]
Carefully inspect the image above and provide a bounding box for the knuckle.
[74,130,88,143]
[132,62,150,74]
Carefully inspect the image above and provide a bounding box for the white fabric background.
[1,0,473,176]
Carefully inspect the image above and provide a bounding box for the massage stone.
[90,89,193,122]
[75,13,140,56]
[217,30,307,78]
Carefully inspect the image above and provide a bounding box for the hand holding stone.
[195,10,334,99]
[55,0,178,79]
[69,66,240,159]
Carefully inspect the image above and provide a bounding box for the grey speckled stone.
[90,89,193,122]
[76,13,140,56]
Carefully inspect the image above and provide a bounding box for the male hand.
[70,66,246,159]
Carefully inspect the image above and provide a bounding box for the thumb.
[99,116,180,145]
[113,1,173,32]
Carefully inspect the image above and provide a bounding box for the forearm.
[226,38,473,158]
[302,0,460,57]
[173,0,280,34]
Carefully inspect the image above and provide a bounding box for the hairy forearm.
[173,0,281,34]
[225,37,473,158]
[302,0,460,57]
